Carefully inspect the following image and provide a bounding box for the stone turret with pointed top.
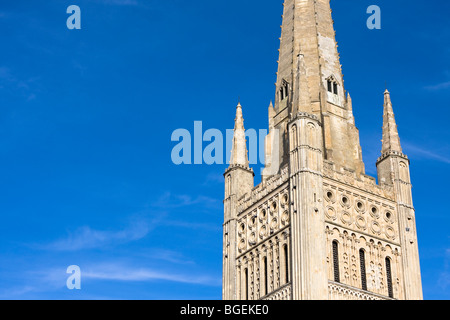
[381,89,403,154]
[229,102,250,168]
[223,0,423,301]
[223,102,254,300]
[376,89,423,300]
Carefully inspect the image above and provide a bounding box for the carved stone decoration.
[325,206,337,220]
[270,218,278,230]
[239,239,246,252]
[249,232,257,246]
[355,215,367,231]
[224,0,422,301]
[370,221,382,235]
[340,211,353,226]
[385,226,396,240]
[259,225,268,239]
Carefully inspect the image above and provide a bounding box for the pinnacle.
[230,102,249,167]
[381,89,402,154]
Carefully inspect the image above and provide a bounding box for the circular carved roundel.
[340,195,351,208]
[259,225,267,239]
[281,211,289,224]
[325,190,335,203]
[325,206,337,220]
[270,218,278,230]
[370,221,382,235]
[369,206,380,219]
[384,210,394,223]
[340,211,353,226]
[355,215,367,230]
[385,226,396,240]
[249,232,256,244]
[239,239,246,250]
[356,201,365,213]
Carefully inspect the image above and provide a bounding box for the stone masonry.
[222,0,423,300]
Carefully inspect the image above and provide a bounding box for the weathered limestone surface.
[223,0,423,300]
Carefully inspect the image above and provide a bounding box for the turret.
[381,89,403,154]
[223,103,254,300]
[376,89,423,300]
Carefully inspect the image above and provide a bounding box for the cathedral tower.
[223,0,423,300]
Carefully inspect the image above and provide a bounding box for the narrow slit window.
[360,249,367,291]
[386,257,394,298]
[284,244,289,284]
[244,268,249,300]
[333,241,340,283]
[264,256,268,296]
[327,80,332,93]
[333,82,338,94]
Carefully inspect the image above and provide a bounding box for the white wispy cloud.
[37,214,163,251]
[403,142,450,164]
[424,81,450,91]
[17,262,221,294]
[153,192,221,209]
[162,220,221,232]
[144,249,196,265]
[33,189,220,253]
[82,263,221,286]
[0,286,36,299]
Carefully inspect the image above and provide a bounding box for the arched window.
[386,257,394,298]
[359,249,367,291]
[332,241,340,283]
[326,76,339,95]
[280,80,289,101]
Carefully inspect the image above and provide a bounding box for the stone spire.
[230,102,249,167]
[275,0,345,112]
[381,89,403,154]
[269,0,365,174]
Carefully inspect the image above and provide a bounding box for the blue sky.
[0,0,449,300]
